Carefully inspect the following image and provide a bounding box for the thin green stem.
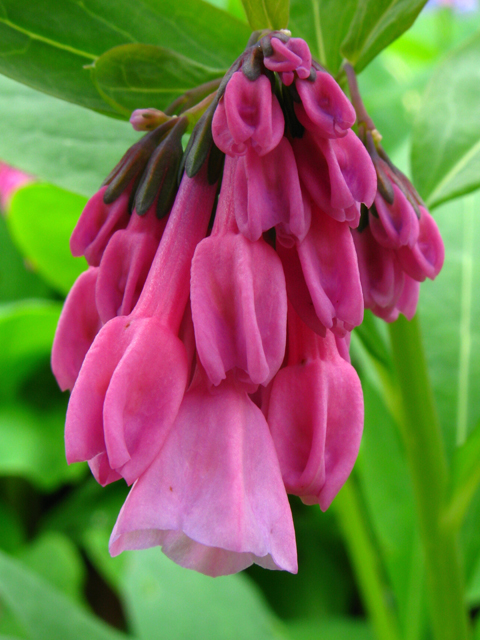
[334,476,402,640]
[388,315,470,640]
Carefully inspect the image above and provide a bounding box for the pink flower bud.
[212,71,284,156]
[370,185,420,249]
[263,37,312,85]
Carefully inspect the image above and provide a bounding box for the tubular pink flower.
[267,307,363,511]
[263,37,312,85]
[369,185,420,249]
[397,207,445,281]
[234,138,310,243]
[353,226,404,310]
[278,205,363,336]
[70,186,131,266]
[212,71,284,156]
[65,169,217,486]
[109,369,298,576]
[95,204,167,323]
[293,130,376,226]
[295,72,356,138]
[51,267,102,392]
[191,156,287,388]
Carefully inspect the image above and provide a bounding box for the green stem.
[388,315,470,640]
[334,476,402,640]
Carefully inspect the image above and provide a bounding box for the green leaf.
[289,0,357,74]
[0,209,51,303]
[287,617,374,640]
[7,184,87,295]
[411,32,480,208]
[0,0,249,115]
[0,75,140,198]
[446,418,480,528]
[418,193,480,460]
[240,0,289,30]
[92,44,224,117]
[17,532,85,604]
[121,548,285,640]
[341,0,428,72]
[0,301,61,398]
[0,550,130,640]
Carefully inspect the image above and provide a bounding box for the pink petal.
[397,208,445,281]
[70,187,131,266]
[370,186,420,249]
[191,233,287,387]
[295,73,356,138]
[65,316,188,486]
[234,139,309,243]
[268,315,363,510]
[110,375,297,576]
[95,210,166,323]
[212,72,284,157]
[51,267,102,392]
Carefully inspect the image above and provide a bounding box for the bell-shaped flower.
[70,186,131,266]
[110,368,298,576]
[51,267,102,392]
[369,184,420,249]
[212,71,284,157]
[278,204,363,337]
[191,157,287,388]
[234,138,310,243]
[95,203,167,323]
[293,130,376,226]
[352,226,420,322]
[397,207,445,282]
[64,169,217,486]
[266,307,363,511]
[263,37,312,85]
[295,71,356,138]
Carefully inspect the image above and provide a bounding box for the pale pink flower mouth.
[52,30,443,576]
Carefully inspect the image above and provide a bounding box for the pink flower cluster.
[52,32,444,577]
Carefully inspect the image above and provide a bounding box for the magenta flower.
[293,129,376,226]
[212,71,284,156]
[266,306,364,510]
[110,368,297,576]
[70,186,131,267]
[278,204,364,336]
[369,184,420,249]
[191,156,287,388]
[51,267,101,392]
[294,70,357,138]
[263,36,312,85]
[65,169,217,486]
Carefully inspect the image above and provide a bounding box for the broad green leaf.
[7,184,87,295]
[0,0,249,115]
[0,301,61,398]
[446,418,480,528]
[0,550,130,640]
[0,210,51,303]
[287,617,374,640]
[240,0,289,30]
[341,0,428,72]
[18,532,85,604]
[0,75,140,197]
[121,548,285,640]
[289,0,357,74]
[411,32,480,208]
[418,193,480,460]
[92,45,224,117]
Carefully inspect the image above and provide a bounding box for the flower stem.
[388,315,471,640]
[334,477,402,640]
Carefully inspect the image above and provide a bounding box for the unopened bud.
[130,108,171,132]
